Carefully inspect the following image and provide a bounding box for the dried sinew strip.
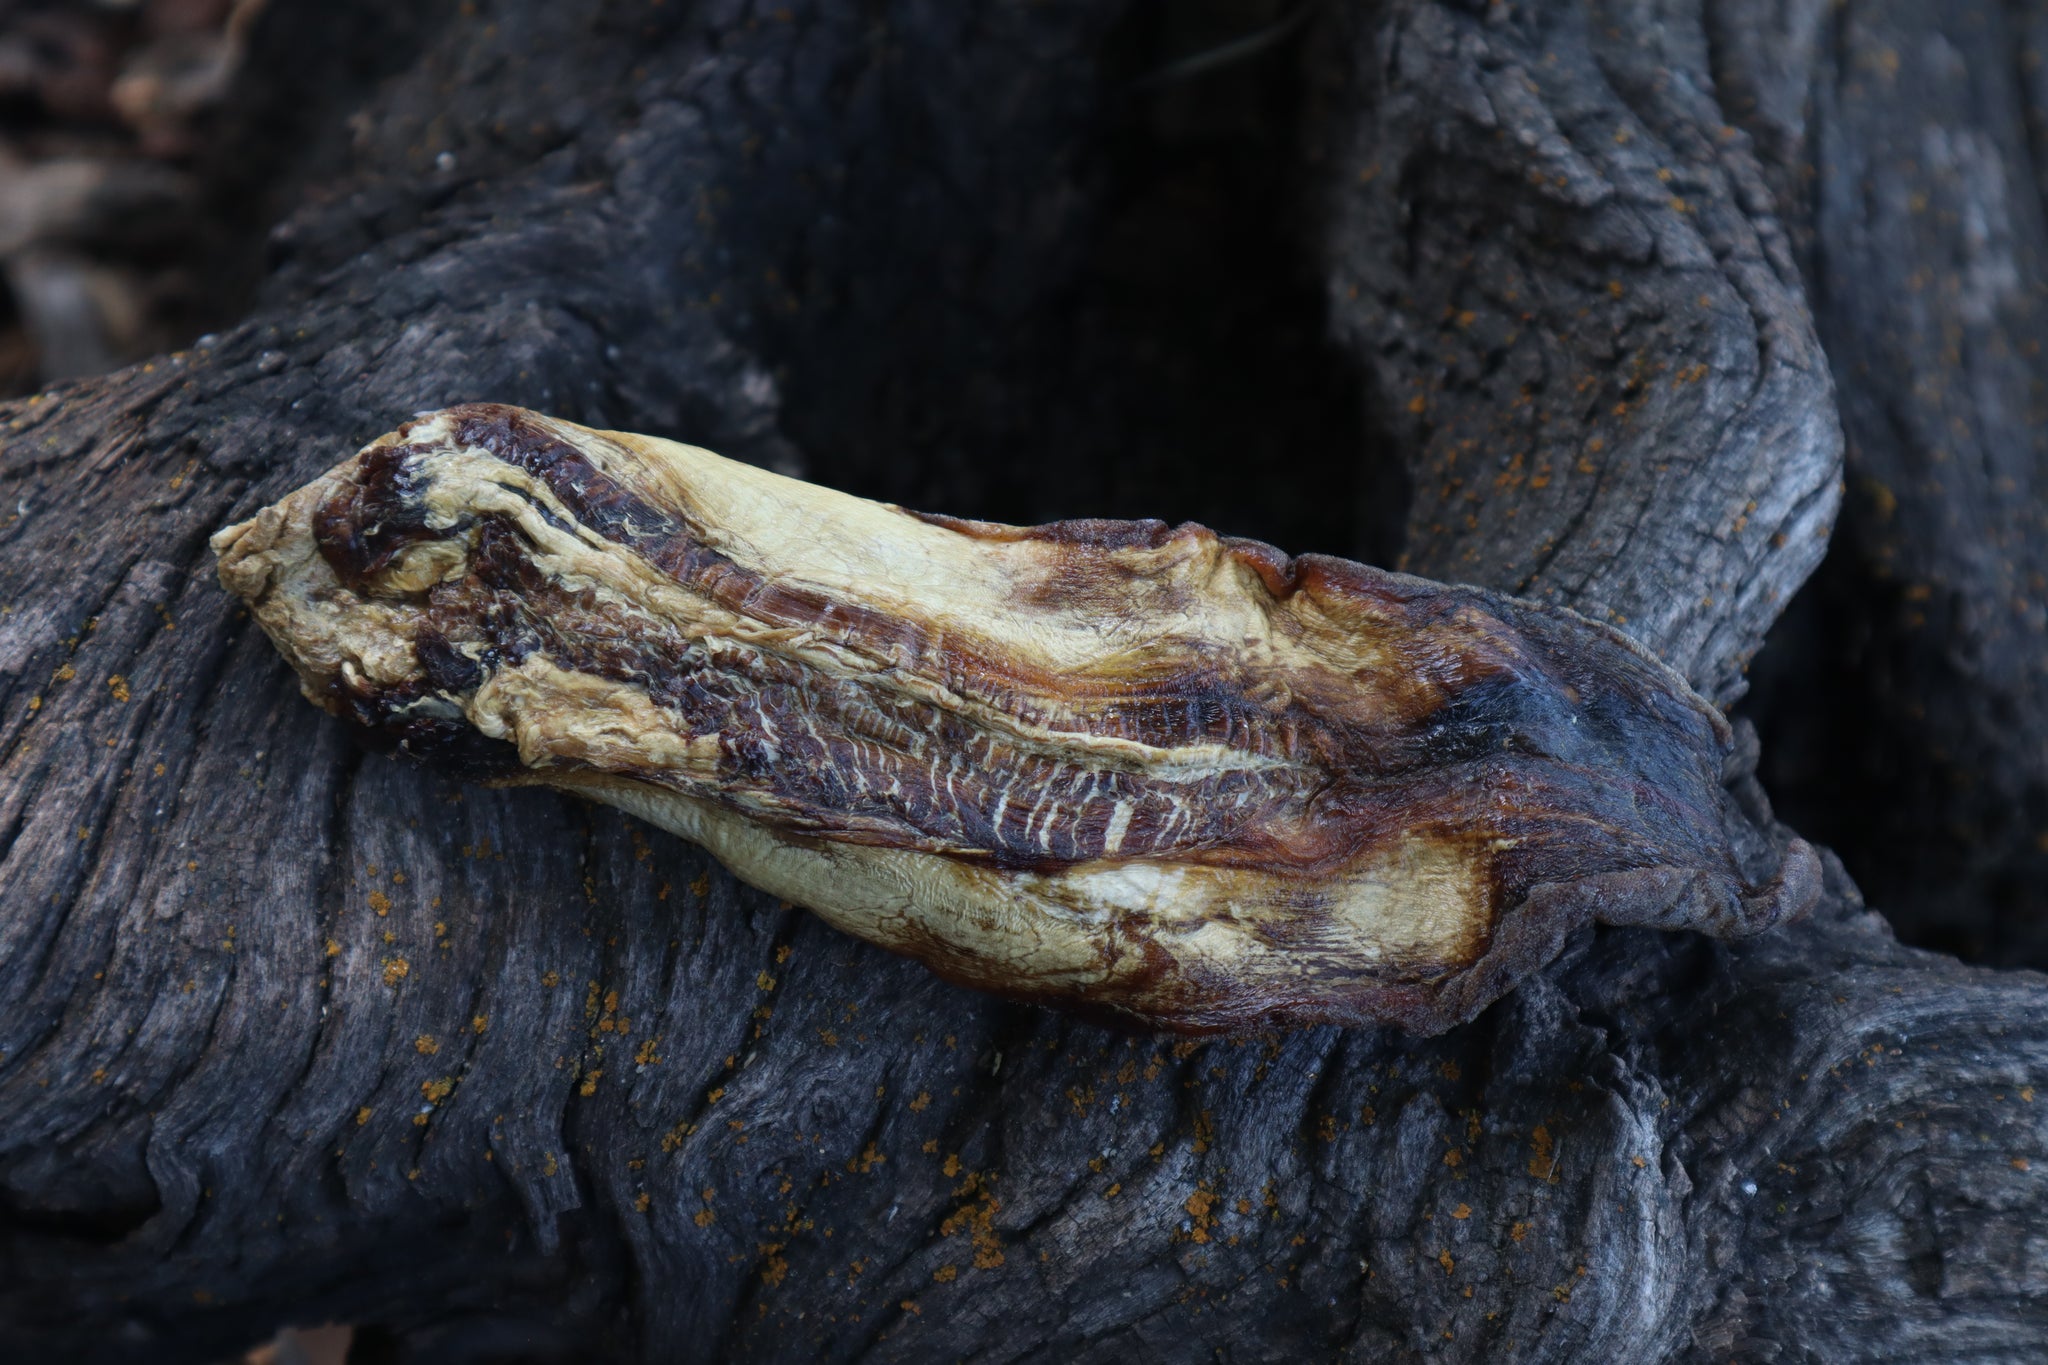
[214,404,1818,1034]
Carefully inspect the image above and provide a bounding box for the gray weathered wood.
[1722,0,2048,966]
[3,1,2045,1361]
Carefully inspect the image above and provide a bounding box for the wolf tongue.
[211,402,1818,1035]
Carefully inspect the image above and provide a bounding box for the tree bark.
[1727,0,2048,968]
[2,1,2045,1362]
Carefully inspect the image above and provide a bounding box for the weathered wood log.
[1320,0,1843,707]
[1,1,2045,1362]
[1719,0,2048,967]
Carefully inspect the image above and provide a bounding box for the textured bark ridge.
[214,404,1816,1034]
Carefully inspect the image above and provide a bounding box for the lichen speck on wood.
[212,404,1820,1034]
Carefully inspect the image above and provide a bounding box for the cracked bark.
[2,1,2045,1362]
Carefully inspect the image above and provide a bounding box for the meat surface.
[213,403,1818,1032]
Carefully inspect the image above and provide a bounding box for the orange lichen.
[1183,1184,1219,1244]
[938,1172,1005,1269]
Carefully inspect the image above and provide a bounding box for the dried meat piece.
[213,404,1818,1033]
